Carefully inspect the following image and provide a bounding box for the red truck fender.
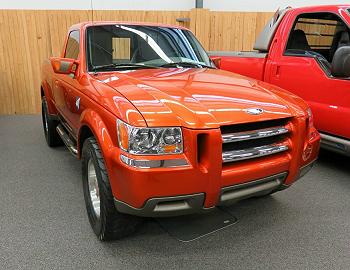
[78,109,115,161]
[41,81,58,116]
[41,60,59,116]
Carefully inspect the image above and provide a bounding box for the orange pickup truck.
[41,21,320,240]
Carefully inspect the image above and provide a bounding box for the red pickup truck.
[211,5,350,156]
[41,21,319,240]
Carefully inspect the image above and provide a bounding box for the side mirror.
[331,46,350,78]
[50,57,79,75]
[211,57,222,69]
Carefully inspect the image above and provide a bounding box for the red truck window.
[65,30,80,60]
[285,12,349,63]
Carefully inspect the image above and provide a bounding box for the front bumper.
[106,123,320,217]
[114,172,289,217]
[114,156,319,217]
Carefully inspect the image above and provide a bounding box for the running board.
[320,133,350,157]
[56,124,78,157]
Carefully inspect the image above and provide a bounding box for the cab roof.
[290,4,350,13]
[69,21,189,32]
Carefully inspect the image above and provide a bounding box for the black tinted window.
[285,13,349,61]
[65,30,80,59]
[86,25,213,70]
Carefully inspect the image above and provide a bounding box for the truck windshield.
[86,25,215,71]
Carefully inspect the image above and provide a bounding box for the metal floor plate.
[156,207,238,242]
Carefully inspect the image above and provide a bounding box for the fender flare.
[41,81,58,115]
[78,109,115,161]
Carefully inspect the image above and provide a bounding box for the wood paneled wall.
[0,9,273,114]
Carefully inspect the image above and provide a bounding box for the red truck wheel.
[81,137,141,240]
[41,97,62,147]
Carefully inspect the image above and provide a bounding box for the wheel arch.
[41,86,45,98]
[41,81,58,115]
[78,109,115,161]
[78,125,94,158]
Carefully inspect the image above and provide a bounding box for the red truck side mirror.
[211,57,222,69]
[50,57,79,75]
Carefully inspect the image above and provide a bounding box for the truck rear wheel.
[41,97,62,147]
[82,137,141,240]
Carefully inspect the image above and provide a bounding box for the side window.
[65,30,80,60]
[285,12,349,62]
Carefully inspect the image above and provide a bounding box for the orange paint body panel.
[41,21,320,215]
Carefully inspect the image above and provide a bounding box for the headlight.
[117,119,183,155]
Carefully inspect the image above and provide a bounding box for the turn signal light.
[117,120,129,151]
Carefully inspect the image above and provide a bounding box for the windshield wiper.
[92,63,158,72]
[160,62,215,69]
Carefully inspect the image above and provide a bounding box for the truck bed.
[209,51,267,81]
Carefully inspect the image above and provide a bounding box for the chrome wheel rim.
[87,159,100,219]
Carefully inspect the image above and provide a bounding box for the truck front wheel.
[82,137,141,240]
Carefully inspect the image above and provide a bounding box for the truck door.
[53,30,82,136]
[267,11,350,139]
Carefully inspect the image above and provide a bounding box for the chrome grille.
[221,119,291,163]
[222,144,289,163]
[222,126,289,143]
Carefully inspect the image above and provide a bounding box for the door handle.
[275,65,281,78]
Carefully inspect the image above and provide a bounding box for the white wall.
[204,0,349,12]
[0,0,195,10]
[0,0,348,11]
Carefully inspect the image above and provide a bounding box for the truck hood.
[96,68,299,128]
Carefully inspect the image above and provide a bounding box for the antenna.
[90,0,94,22]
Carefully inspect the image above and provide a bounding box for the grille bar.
[222,144,289,163]
[222,126,289,144]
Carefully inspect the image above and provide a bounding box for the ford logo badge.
[245,108,264,115]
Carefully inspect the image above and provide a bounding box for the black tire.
[82,137,141,241]
[41,97,62,147]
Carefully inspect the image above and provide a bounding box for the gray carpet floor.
[1,115,350,270]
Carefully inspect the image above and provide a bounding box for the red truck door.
[267,11,350,139]
[53,30,82,136]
